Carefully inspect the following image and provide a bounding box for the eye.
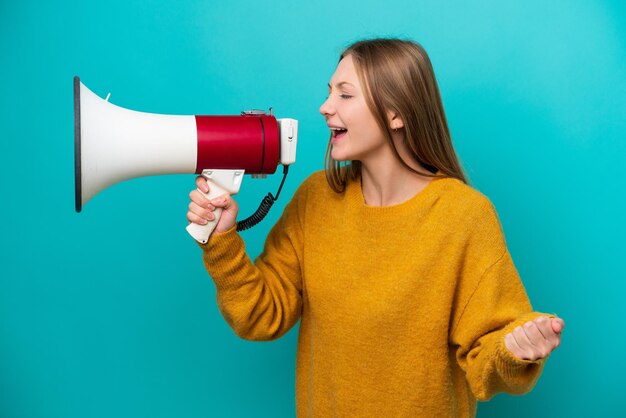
[340,94,353,99]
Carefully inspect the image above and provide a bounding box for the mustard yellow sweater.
[199,170,549,417]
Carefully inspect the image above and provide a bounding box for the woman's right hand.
[187,176,239,234]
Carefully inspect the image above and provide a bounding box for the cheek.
[352,114,381,141]
[341,99,379,137]
[344,111,365,133]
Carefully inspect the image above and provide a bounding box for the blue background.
[1,1,625,417]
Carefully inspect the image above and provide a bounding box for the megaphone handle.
[186,169,244,244]
[186,181,229,245]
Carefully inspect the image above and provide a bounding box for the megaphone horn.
[74,76,298,243]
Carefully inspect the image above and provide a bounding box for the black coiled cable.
[236,165,289,232]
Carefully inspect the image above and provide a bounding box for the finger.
[534,317,561,349]
[195,176,209,193]
[531,316,552,340]
[512,326,535,360]
[552,333,562,351]
[523,321,547,347]
[188,201,215,222]
[551,318,565,334]
[525,321,556,359]
[504,333,524,358]
[210,194,232,209]
[189,190,215,210]
[187,211,209,225]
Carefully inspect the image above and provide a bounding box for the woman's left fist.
[504,316,564,361]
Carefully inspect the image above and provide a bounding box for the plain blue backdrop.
[1,1,625,417]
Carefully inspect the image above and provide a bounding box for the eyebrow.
[327,81,355,89]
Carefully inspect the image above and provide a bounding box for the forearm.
[199,226,302,341]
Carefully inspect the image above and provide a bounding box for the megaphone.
[74,76,298,244]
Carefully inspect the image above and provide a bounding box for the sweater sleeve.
[448,200,551,401]
[196,178,309,341]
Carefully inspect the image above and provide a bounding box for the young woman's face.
[319,55,387,163]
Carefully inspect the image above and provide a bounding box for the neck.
[360,158,436,207]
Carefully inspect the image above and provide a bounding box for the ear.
[386,109,404,130]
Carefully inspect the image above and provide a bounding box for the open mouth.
[331,127,348,140]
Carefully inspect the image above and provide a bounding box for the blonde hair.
[325,38,468,192]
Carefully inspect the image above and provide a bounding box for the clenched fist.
[187,176,239,234]
[504,316,564,361]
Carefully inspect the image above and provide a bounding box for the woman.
[187,38,564,417]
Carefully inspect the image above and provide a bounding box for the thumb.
[551,317,565,334]
[210,194,232,209]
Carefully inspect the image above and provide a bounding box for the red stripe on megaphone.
[195,115,280,174]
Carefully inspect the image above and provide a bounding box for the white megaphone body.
[74,76,298,244]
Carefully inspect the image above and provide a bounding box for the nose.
[319,96,335,117]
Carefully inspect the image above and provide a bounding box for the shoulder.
[282,170,332,212]
[431,177,507,247]
[299,169,328,189]
[436,176,500,221]
[435,177,510,254]
[293,170,335,200]
[276,170,333,229]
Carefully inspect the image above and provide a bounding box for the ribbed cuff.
[196,224,239,253]
[195,225,251,290]
[496,334,544,371]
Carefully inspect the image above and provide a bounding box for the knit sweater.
[198,170,548,418]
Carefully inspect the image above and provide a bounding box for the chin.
[331,149,351,162]
[331,141,354,161]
